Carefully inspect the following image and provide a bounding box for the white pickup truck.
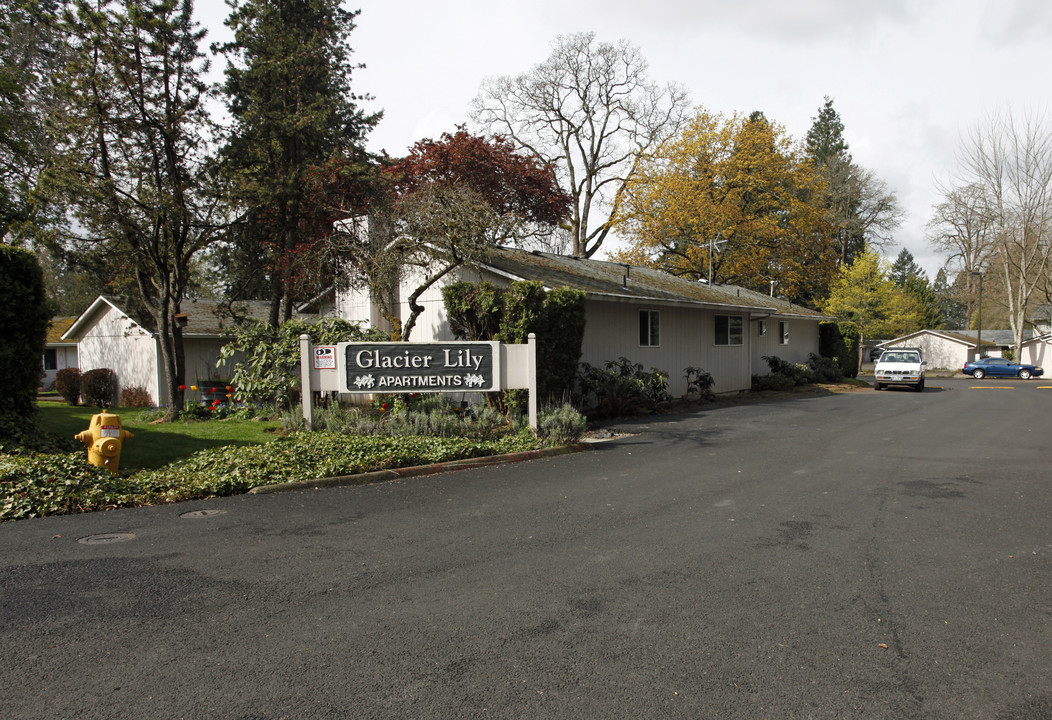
[873,348,926,392]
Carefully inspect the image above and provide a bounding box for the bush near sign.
[340,342,499,393]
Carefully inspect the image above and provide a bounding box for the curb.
[248,443,593,495]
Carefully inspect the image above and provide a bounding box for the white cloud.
[196,0,1052,278]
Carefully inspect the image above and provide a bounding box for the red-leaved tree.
[323,128,571,339]
[390,127,570,245]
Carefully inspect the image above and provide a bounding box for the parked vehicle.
[962,357,1044,380]
[874,348,926,392]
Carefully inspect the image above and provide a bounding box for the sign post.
[299,335,538,430]
[340,341,500,394]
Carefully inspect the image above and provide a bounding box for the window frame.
[779,321,790,345]
[639,309,660,347]
[714,314,744,346]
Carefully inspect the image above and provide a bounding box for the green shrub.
[134,431,543,503]
[2,428,553,520]
[0,246,51,442]
[443,280,587,403]
[752,354,830,391]
[821,321,860,378]
[81,368,118,408]
[683,366,716,401]
[537,403,587,445]
[751,372,796,392]
[575,357,671,418]
[295,397,514,441]
[537,287,587,401]
[220,316,385,410]
[1,452,137,521]
[442,281,504,341]
[807,353,844,383]
[119,385,154,408]
[761,355,814,386]
[55,368,82,406]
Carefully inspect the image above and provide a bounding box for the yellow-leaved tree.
[822,249,926,365]
[612,109,838,305]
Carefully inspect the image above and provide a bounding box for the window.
[758,320,767,337]
[43,348,57,371]
[715,315,743,346]
[779,321,790,345]
[639,310,660,347]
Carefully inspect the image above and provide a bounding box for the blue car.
[962,357,1044,380]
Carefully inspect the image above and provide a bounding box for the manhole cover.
[77,532,135,545]
[180,509,227,519]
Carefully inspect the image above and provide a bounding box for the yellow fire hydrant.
[75,411,134,474]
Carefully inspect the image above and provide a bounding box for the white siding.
[336,285,386,331]
[396,273,455,342]
[77,308,161,406]
[751,319,817,375]
[1021,339,1051,368]
[184,339,230,387]
[332,267,824,398]
[581,300,751,396]
[883,334,971,370]
[42,345,78,388]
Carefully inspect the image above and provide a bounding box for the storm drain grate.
[77,532,135,545]
[180,509,227,519]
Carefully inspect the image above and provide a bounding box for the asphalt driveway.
[1,378,1049,719]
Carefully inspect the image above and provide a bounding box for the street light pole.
[970,271,983,361]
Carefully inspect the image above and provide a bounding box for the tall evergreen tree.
[932,268,966,329]
[805,97,848,167]
[890,249,941,328]
[48,0,217,420]
[0,0,65,244]
[889,248,924,286]
[806,97,902,269]
[215,0,378,325]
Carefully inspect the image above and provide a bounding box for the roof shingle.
[476,247,830,319]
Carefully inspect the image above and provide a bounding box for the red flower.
[178,385,186,391]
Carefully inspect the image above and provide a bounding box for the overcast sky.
[199,0,1052,278]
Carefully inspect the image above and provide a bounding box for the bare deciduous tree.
[472,32,689,259]
[332,186,497,341]
[926,183,995,327]
[941,111,1052,356]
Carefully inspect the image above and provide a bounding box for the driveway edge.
[248,443,593,495]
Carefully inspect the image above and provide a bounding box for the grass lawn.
[35,400,284,471]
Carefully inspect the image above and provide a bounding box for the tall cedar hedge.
[0,246,52,437]
[820,320,860,378]
[443,280,586,401]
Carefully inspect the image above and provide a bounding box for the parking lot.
[2,379,1049,719]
